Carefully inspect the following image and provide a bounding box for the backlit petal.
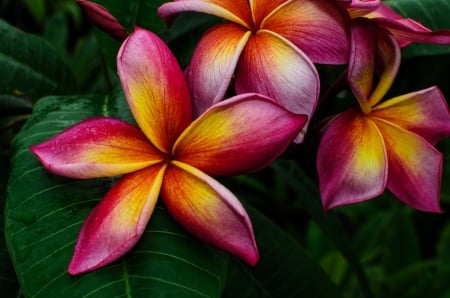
[174,93,306,176]
[158,0,252,28]
[235,30,318,142]
[317,109,387,211]
[262,0,350,64]
[30,117,164,179]
[117,27,192,152]
[187,24,250,116]
[371,86,450,145]
[348,18,377,113]
[162,161,259,265]
[372,118,443,213]
[68,165,166,275]
[368,28,400,106]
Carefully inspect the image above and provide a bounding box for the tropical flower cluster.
[30,0,450,274]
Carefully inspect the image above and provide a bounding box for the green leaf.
[223,206,342,298]
[5,94,228,297]
[0,19,76,97]
[385,0,450,58]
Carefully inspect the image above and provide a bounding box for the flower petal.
[30,117,164,179]
[317,109,387,211]
[249,0,287,26]
[162,161,259,265]
[348,18,378,113]
[262,0,350,64]
[117,27,192,152]
[371,86,450,145]
[367,27,400,106]
[68,165,166,275]
[187,23,250,116]
[372,118,443,213]
[173,93,307,176]
[235,30,318,142]
[158,0,252,28]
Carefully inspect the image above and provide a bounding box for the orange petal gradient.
[262,0,350,64]
[158,0,252,28]
[68,165,166,274]
[235,31,318,142]
[174,93,307,176]
[162,161,259,265]
[30,117,164,179]
[186,23,250,116]
[117,27,192,152]
[372,118,443,212]
[371,86,450,145]
[317,109,387,211]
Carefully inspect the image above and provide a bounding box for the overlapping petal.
[117,27,192,152]
[371,87,450,145]
[162,161,259,265]
[68,165,166,275]
[174,93,307,176]
[30,117,164,179]
[249,0,287,26]
[186,24,250,116]
[372,118,443,213]
[235,31,318,142]
[317,109,387,211]
[262,0,350,64]
[158,0,252,27]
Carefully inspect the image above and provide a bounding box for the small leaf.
[0,19,76,97]
[5,94,228,297]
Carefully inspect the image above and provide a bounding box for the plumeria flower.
[30,27,307,274]
[317,19,450,212]
[343,2,450,47]
[158,0,350,141]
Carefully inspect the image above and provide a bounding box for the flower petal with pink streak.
[368,28,400,106]
[174,93,307,176]
[262,0,350,64]
[235,30,318,142]
[162,161,259,266]
[68,165,166,275]
[29,117,164,179]
[317,109,387,211]
[187,23,250,116]
[158,0,252,28]
[348,18,377,113]
[371,86,450,145]
[372,118,443,213]
[117,27,192,153]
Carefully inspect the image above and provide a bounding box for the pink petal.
[158,0,253,28]
[317,109,387,211]
[348,18,378,113]
[262,0,350,64]
[161,161,259,265]
[117,27,192,153]
[371,86,450,145]
[186,23,250,116]
[68,165,166,275]
[235,31,319,142]
[341,0,380,18]
[372,118,443,213]
[367,27,400,106]
[173,93,307,176]
[29,117,164,179]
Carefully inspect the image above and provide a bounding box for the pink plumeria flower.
[30,27,307,275]
[317,19,450,212]
[158,0,350,141]
[76,0,128,41]
[345,2,450,47]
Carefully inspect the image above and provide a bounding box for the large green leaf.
[5,94,228,297]
[0,19,76,97]
[223,206,342,298]
[385,0,450,58]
